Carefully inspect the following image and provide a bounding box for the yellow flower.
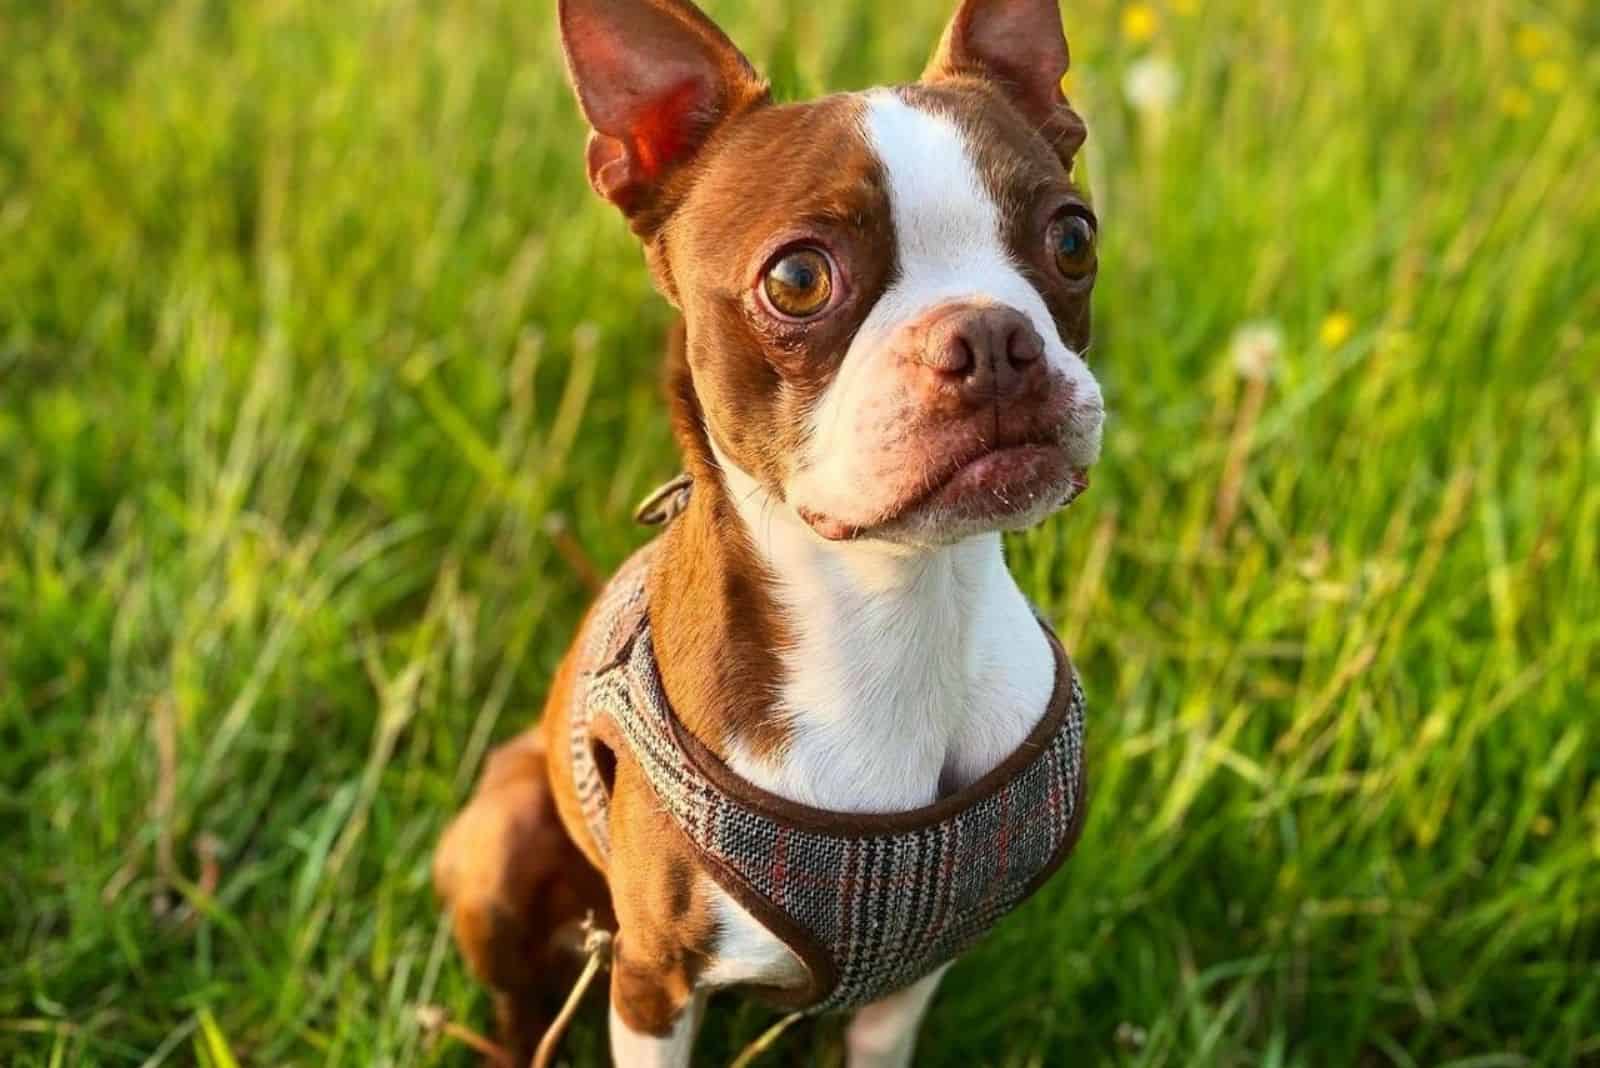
[1122,3,1159,44]
[1498,86,1533,118]
[1514,25,1551,60]
[1532,60,1568,94]
[1318,311,1354,349]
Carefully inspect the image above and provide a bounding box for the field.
[3,0,1598,1064]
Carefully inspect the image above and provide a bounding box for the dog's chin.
[879,448,1090,547]
[797,443,1092,547]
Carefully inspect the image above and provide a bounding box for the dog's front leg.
[608,956,706,1068]
[845,964,950,1068]
[603,753,717,1067]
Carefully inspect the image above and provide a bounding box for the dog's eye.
[1049,212,1097,281]
[761,248,834,319]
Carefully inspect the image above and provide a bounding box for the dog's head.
[561,0,1103,546]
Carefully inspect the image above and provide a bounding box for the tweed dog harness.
[568,512,1087,1013]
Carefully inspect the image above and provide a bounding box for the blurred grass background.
[2,0,1598,1064]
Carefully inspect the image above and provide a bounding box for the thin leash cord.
[726,1011,805,1068]
[521,912,803,1068]
[529,915,612,1068]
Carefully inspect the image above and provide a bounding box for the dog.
[432,0,1105,1063]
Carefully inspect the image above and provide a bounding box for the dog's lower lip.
[924,442,1066,506]
[800,441,1085,541]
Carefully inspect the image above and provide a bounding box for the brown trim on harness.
[1014,718,1088,899]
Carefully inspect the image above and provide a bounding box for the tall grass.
[2,0,1596,1064]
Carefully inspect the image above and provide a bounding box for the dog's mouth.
[797,435,1092,542]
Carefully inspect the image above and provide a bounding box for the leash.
[419,910,804,1067]
[529,913,613,1068]
[726,1011,805,1068]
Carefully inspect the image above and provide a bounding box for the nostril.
[937,334,976,377]
[959,336,980,374]
[1007,324,1043,367]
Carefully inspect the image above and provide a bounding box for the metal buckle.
[633,473,693,526]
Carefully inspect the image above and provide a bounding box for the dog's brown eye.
[762,248,833,319]
[1049,212,1097,280]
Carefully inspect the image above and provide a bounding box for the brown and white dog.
[432,0,1105,1064]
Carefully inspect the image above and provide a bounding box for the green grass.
[2,0,1597,1064]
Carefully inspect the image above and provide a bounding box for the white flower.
[1123,56,1181,114]
[1230,320,1284,381]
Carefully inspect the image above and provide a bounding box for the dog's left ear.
[923,0,1086,165]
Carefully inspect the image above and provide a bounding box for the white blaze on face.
[787,89,1104,524]
[707,92,1081,815]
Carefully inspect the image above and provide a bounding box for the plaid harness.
[569,539,1087,1013]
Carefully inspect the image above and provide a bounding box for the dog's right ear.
[559,0,768,232]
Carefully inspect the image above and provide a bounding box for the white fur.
[718,446,1055,811]
[846,964,951,1068]
[609,989,704,1068]
[699,881,809,990]
[789,90,1104,523]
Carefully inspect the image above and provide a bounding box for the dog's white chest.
[698,492,1058,989]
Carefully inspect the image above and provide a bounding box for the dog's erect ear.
[923,0,1086,165]
[559,0,768,231]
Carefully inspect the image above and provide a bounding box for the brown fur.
[432,721,614,1062]
[438,572,732,1048]
[657,94,897,493]
[649,471,795,761]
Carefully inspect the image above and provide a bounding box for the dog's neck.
[647,406,1056,814]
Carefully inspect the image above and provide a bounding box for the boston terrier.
[434,0,1105,1064]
